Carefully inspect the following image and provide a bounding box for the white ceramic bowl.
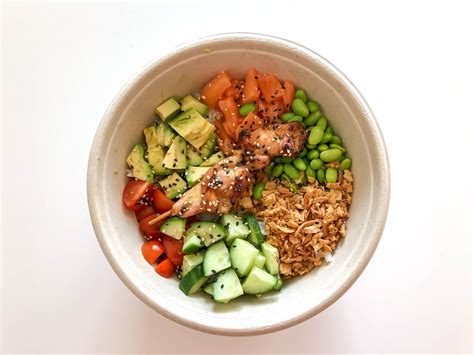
[88,33,390,335]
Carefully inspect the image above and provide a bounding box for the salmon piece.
[242,68,260,104]
[258,73,284,103]
[283,80,295,108]
[201,71,232,108]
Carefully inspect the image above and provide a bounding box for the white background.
[2,1,473,353]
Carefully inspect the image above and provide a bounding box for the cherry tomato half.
[139,214,164,239]
[141,240,165,264]
[153,189,174,213]
[162,236,184,266]
[155,258,175,278]
[135,205,156,222]
[122,180,152,210]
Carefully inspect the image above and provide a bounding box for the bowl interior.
[88,34,389,335]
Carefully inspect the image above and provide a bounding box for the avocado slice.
[159,173,188,199]
[199,133,217,159]
[185,166,210,187]
[180,95,209,116]
[168,109,215,149]
[126,144,153,182]
[186,144,203,166]
[147,146,173,176]
[155,97,181,121]
[143,125,158,147]
[155,123,176,147]
[200,152,225,167]
[162,136,187,169]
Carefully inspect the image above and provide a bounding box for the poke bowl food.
[123,68,353,303]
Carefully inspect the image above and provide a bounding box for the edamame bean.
[291,99,309,118]
[287,115,303,123]
[294,89,307,103]
[310,158,324,170]
[306,143,317,149]
[299,147,308,158]
[330,135,342,146]
[303,157,310,165]
[271,164,284,177]
[325,168,338,183]
[303,111,321,127]
[306,166,316,179]
[320,149,342,162]
[316,116,328,131]
[281,174,298,192]
[293,158,307,171]
[339,158,352,170]
[317,169,325,184]
[308,126,324,145]
[326,127,335,135]
[281,112,295,122]
[281,157,293,164]
[283,163,299,179]
[274,157,283,163]
[338,154,346,162]
[307,100,320,113]
[321,132,333,144]
[329,143,346,153]
[253,182,265,199]
[264,163,273,175]
[239,103,256,116]
[317,144,329,152]
[307,149,320,160]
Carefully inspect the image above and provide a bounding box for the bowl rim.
[87,32,390,336]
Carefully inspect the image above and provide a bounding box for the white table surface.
[2,1,473,353]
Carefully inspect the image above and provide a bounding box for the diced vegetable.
[180,95,209,116]
[220,213,250,246]
[162,136,187,169]
[155,97,181,121]
[158,173,187,199]
[160,216,186,240]
[168,109,216,149]
[179,264,207,295]
[261,242,280,275]
[185,221,228,247]
[243,213,265,245]
[181,253,204,277]
[229,238,259,277]
[203,241,231,276]
[212,268,243,303]
[242,266,277,295]
[126,144,153,182]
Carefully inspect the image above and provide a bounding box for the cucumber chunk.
[179,264,207,295]
[243,213,265,245]
[212,269,244,303]
[203,241,231,276]
[182,233,203,254]
[203,283,214,296]
[185,221,228,247]
[260,242,280,275]
[273,275,283,291]
[220,213,250,246]
[253,252,266,269]
[229,238,259,277]
[180,253,204,277]
[160,216,185,240]
[241,266,277,295]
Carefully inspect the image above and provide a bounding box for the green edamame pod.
[253,182,265,199]
[325,168,338,183]
[317,169,325,184]
[264,163,273,175]
[287,115,303,123]
[306,143,317,149]
[321,132,333,144]
[303,111,321,127]
[281,112,295,122]
[339,158,352,170]
[293,158,307,171]
[330,135,342,146]
[326,127,335,135]
[320,149,342,162]
[294,89,307,103]
[274,157,283,163]
[281,157,293,164]
[307,149,320,160]
[329,143,346,153]
[283,164,299,179]
[271,164,284,178]
[303,157,310,165]
[307,100,320,113]
[308,126,324,145]
[338,154,346,162]
[317,144,329,152]
[310,159,324,170]
[306,166,316,179]
[299,147,308,157]
[239,103,256,116]
[291,99,309,118]
[316,116,328,131]
[281,173,298,192]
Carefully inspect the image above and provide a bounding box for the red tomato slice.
[135,205,156,222]
[141,240,165,264]
[152,189,174,213]
[162,236,184,266]
[122,179,152,210]
[155,258,176,278]
[139,214,164,239]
